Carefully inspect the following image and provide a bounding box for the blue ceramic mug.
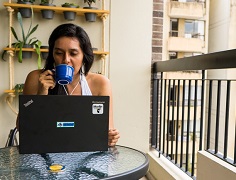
[55,64,74,85]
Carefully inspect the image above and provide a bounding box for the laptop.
[19,95,109,154]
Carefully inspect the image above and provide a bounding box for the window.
[167,120,176,141]
[184,85,202,106]
[185,20,204,40]
[170,19,178,37]
[169,52,177,59]
[168,86,177,106]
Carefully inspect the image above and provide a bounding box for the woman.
[21,23,120,147]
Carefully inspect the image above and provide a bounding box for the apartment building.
[152,0,209,177]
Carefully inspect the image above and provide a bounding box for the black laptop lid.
[19,95,109,154]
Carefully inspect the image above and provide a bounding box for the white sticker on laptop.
[57,122,75,128]
[92,104,104,114]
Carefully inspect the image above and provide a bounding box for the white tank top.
[80,73,92,96]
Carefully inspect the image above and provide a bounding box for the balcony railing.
[151,49,236,179]
[169,30,205,40]
[171,0,205,3]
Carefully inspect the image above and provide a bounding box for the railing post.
[151,73,158,147]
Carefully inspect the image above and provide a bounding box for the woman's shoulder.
[87,72,110,85]
[23,69,43,95]
[27,69,43,77]
[86,73,111,95]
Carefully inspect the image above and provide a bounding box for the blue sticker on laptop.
[57,122,75,128]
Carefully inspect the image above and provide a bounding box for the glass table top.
[0,145,149,180]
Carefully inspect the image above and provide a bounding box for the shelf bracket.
[100,13,108,21]
[5,93,18,116]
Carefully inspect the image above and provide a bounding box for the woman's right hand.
[37,70,56,95]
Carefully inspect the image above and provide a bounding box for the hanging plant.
[84,0,97,7]
[17,0,36,18]
[61,3,80,21]
[83,0,100,22]
[14,83,24,95]
[2,9,42,69]
[40,0,56,19]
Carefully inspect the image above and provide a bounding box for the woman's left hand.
[108,129,120,147]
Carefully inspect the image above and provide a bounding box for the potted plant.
[10,11,42,68]
[17,0,35,18]
[83,0,99,22]
[40,45,48,59]
[40,0,56,19]
[14,83,24,96]
[61,3,79,21]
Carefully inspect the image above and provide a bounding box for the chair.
[5,127,18,147]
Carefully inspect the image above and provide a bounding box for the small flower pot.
[40,45,49,59]
[63,11,76,21]
[17,2,33,18]
[40,4,56,19]
[62,5,78,21]
[83,7,98,22]
[21,44,33,59]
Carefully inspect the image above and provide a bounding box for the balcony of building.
[168,31,205,53]
[168,0,206,19]
[148,49,236,180]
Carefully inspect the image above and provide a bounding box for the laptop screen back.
[19,95,109,154]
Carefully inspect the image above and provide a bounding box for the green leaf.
[25,24,39,43]
[17,12,26,43]
[1,50,7,61]
[34,40,42,68]
[14,83,24,96]
[26,6,34,42]
[18,42,23,63]
[30,39,38,45]
[10,27,19,41]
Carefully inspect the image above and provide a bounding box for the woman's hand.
[108,129,120,147]
[38,70,56,95]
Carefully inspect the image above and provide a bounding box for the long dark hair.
[44,23,94,75]
[43,23,94,95]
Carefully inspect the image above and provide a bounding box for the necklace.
[62,80,80,95]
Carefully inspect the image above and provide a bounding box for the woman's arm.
[23,69,55,95]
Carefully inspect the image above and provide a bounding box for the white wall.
[109,0,152,152]
[197,151,236,180]
[0,0,152,153]
[208,0,230,52]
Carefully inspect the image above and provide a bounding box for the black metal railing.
[151,49,236,179]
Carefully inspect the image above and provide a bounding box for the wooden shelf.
[4,47,48,52]
[4,90,22,93]
[3,3,109,17]
[4,48,109,55]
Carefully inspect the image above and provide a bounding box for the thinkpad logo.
[24,99,33,107]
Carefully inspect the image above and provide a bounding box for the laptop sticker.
[57,122,75,128]
[92,104,104,114]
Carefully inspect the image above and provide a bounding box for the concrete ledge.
[197,151,236,180]
[147,149,192,180]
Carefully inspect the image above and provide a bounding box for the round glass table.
[0,145,149,180]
